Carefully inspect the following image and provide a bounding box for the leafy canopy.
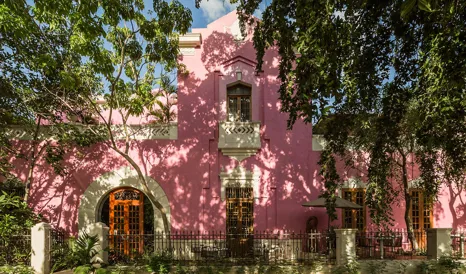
[0,0,191,181]
[234,0,466,226]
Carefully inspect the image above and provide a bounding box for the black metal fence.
[0,230,31,266]
[50,229,70,268]
[451,229,465,259]
[356,230,427,260]
[108,230,335,265]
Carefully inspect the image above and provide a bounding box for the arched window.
[227,83,251,122]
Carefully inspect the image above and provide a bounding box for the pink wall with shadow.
[10,11,465,236]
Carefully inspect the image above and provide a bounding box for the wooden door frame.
[408,189,434,229]
[109,188,144,255]
[341,188,366,231]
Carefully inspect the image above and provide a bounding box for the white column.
[427,228,452,259]
[84,222,109,264]
[334,229,358,266]
[31,222,51,274]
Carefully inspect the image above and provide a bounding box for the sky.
[146,0,266,29]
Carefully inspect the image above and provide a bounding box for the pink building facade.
[8,12,466,236]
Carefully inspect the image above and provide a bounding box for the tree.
[1,1,107,201]
[1,0,192,233]
[231,0,466,250]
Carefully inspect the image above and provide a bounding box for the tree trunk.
[113,148,170,234]
[23,118,43,202]
[23,162,34,202]
[402,153,419,252]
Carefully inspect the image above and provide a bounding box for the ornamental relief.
[114,190,141,200]
[5,123,177,140]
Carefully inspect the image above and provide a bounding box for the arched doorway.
[99,187,155,256]
[78,166,170,234]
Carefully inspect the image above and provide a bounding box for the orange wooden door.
[109,188,144,256]
[409,189,432,249]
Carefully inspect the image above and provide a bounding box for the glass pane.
[355,191,364,230]
[226,188,254,234]
[228,97,238,121]
[411,190,420,229]
[342,191,352,228]
[240,97,251,122]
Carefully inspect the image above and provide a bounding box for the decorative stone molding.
[312,135,326,151]
[342,177,366,189]
[78,166,170,233]
[179,33,202,48]
[179,47,196,56]
[337,177,366,197]
[219,167,260,201]
[5,122,177,141]
[408,178,424,189]
[111,122,177,140]
[178,33,201,56]
[218,121,261,162]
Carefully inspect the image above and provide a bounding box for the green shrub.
[145,252,173,274]
[74,265,92,274]
[94,268,111,274]
[0,191,40,265]
[416,256,466,274]
[332,259,360,274]
[0,265,34,274]
[51,232,100,272]
[365,260,387,274]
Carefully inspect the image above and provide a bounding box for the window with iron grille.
[226,187,254,234]
[227,84,251,122]
[342,189,366,230]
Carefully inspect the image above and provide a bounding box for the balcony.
[218,121,261,162]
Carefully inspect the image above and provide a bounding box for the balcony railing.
[218,121,261,161]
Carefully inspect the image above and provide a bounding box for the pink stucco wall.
[9,11,465,235]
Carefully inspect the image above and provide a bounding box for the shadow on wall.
[17,21,466,237]
[17,28,337,234]
[447,183,466,229]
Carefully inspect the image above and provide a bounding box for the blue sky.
[145,0,266,28]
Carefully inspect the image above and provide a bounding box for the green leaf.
[418,0,433,12]
[401,0,417,19]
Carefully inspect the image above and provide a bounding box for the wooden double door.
[410,189,433,248]
[226,187,254,257]
[109,188,144,256]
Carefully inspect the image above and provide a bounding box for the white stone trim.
[218,121,261,162]
[31,222,51,274]
[338,177,366,197]
[78,166,170,233]
[219,167,260,200]
[5,122,177,141]
[179,33,202,48]
[334,229,358,265]
[312,135,326,151]
[179,47,196,56]
[408,178,423,189]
